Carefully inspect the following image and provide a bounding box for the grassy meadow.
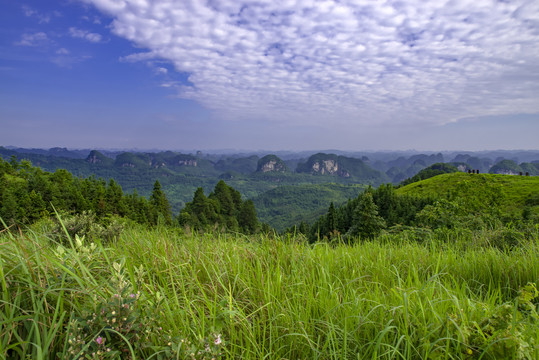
[396,173,539,217]
[1,223,538,359]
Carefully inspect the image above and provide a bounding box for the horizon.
[3,144,539,157]
[1,1,539,151]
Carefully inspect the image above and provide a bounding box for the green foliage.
[463,283,538,359]
[416,199,465,229]
[1,226,538,359]
[400,162,458,186]
[253,183,365,231]
[0,157,172,229]
[490,159,523,174]
[150,180,173,225]
[310,184,431,242]
[179,180,258,234]
[238,200,258,234]
[345,192,386,240]
[519,162,539,175]
[397,173,539,219]
[0,149,390,225]
[51,211,125,243]
[65,262,145,358]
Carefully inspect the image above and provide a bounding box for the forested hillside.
[252,183,365,231]
[306,172,539,244]
[0,156,172,228]
[0,148,388,217]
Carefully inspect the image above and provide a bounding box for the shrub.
[51,211,124,244]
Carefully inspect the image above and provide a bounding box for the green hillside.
[252,183,365,231]
[396,173,539,217]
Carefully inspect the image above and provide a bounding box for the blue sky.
[1,0,538,151]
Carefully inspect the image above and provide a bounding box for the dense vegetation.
[2,147,538,230]
[0,148,389,218]
[178,181,258,234]
[396,172,539,218]
[1,149,538,359]
[0,156,171,228]
[252,183,365,231]
[308,184,434,241]
[306,172,539,246]
[399,162,458,186]
[1,225,537,359]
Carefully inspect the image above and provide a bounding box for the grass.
[1,224,538,359]
[396,173,539,216]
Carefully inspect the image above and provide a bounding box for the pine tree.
[346,192,386,241]
[150,180,172,225]
[210,180,235,216]
[327,202,337,232]
[238,200,258,234]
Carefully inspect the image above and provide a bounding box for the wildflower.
[96,336,105,345]
[467,348,473,355]
[214,334,222,345]
[130,293,136,298]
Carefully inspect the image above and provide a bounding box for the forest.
[0,149,538,359]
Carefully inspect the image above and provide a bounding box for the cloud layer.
[84,0,539,127]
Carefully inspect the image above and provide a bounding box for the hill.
[296,153,388,183]
[252,183,365,231]
[400,162,458,186]
[396,172,539,217]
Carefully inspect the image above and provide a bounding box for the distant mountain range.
[1,146,537,229]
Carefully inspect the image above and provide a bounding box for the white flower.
[214,334,222,345]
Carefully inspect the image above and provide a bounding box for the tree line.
[0,156,173,227]
[0,156,261,235]
[305,184,434,242]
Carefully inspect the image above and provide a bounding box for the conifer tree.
[346,192,386,240]
[150,180,172,225]
[238,199,258,234]
[327,202,337,232]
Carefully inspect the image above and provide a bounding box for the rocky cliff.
[256,155,287,173]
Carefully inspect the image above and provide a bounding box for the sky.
[1,0,538,152]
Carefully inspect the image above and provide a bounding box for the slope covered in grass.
[396,172,539,216]
[1,225,538,359]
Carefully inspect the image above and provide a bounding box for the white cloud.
[50,54,92,68]
[22,5,61,24]
[69,27,103,43]
[16,32,49,46]
[83,0,539,127]
[56,48,70,55]
[154,67,168,75]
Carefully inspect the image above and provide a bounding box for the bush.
[51,211,125,244]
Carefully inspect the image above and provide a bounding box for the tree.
[0,188,21,226]
[238,200,258,234]
[210,180,235,216]
[327,202,337,232]
[150,180,172,225]
[346,192,386,240]
[179,182,259,234]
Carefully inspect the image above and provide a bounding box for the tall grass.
[1,225,538,359]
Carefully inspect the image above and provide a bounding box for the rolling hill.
[396,172,539,217]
